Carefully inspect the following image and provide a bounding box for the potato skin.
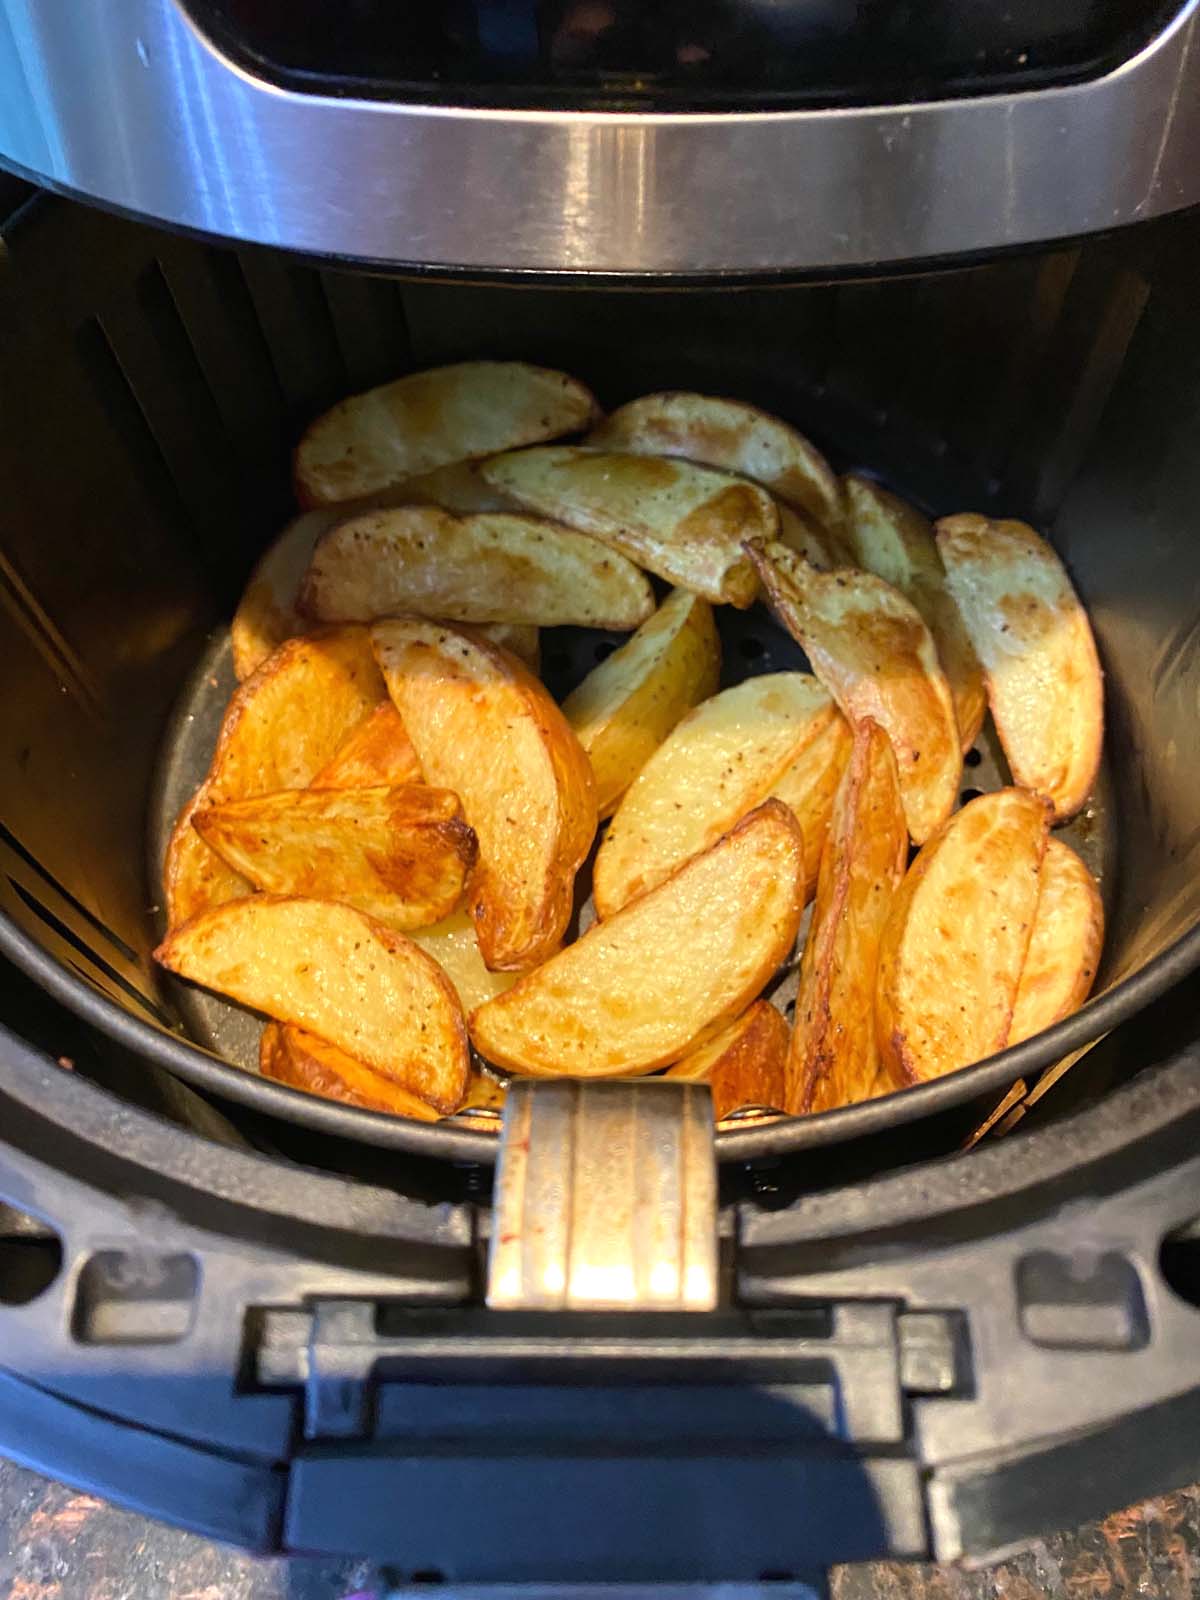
[786,719,908,1115]
[260,1022,443,1120]
[875,787,1050,1088]
[1008,837,1104,1045]
[372,618,596,972]
[665,1000,790,1119]
[470,801,805,1077]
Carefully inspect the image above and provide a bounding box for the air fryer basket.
[5,188,1200,1574]
[2,189,1198,1163]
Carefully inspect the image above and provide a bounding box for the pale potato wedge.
[301,507,654,631]
[260,1022,441,1120]
[470,801,804,1077]
[936,514,1103,821]
[1008,837,1104,1045]
[563,588,721,818]
[164,628,385,929]
[156,896,469,1111]
[786,720,908,1115]
[482,446,777,607]
[842,477,986,752]
[769,711,853,899]
[593,673,836,918]
[372,619,596,971]
[876,788,1051,1087]
[588,391,843,534]
[664,1000,790,1119]
[311,702,424,789]
[746,540,961,844]
[397,459,516,515]
[409,910,518,1013]
[194,784,476,933]
[295,361,599,507]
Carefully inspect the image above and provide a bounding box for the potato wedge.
[372,619,596,970]
[770,711,853,899]
[156,896,469,1111]
[482,446,777,607]
[842,477,986,752]
[260,1022,441,1120]
[311,702,423,789]
[593,673,836,918]
[232,509,342,681]
[396,459,516,515]
[301,507,654,631]
[588,391,843,534]
[746,540,961,843]
[295,361,599,507]
[936,515,1104,821]
[664,1000,790,1119]
[478,622,540,673]
[563,589,721,818]
[164,628,385,928]
[786,720,908,1115]
[409,910,518,1013]
[194,784,476,932]
[1008,838,1104,1045]
[470,801,804,1076]
[876,788,1050,1087]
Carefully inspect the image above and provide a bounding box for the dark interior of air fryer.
[5,189,1200,1204]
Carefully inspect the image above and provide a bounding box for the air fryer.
[3,0,1200,1586]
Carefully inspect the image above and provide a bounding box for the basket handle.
[487,1078,719,1311]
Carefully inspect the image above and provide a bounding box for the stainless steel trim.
[487,1079,718,1312]
[0,0,1199,275]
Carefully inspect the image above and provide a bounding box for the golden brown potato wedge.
[842,477,986,752]
[372,619,596,971]
[156,896,469,1111]
[593,673,836,918]
[588,391,843,534]
[936,515,1104,821]
[194,784,476,932]
[786,720,908,1115]
[876,788,1051,1087]
[664,1000,790,1119]
[409,910,518,1013]
[260,1022,442,1120]
[301,507,654,631]
[1008,837,1104,1045]
[746,540,961,844]
[295,361,599,507]
[164,628,385,929]
[482,446,777,607]
[769,711,853,899]
[563,588,721,818]
[470,801,804,1077]
[310,702,424,789]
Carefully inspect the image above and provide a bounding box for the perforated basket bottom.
[149,596,1115,1131]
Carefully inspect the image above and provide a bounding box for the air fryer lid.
[0,0,1199,274]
